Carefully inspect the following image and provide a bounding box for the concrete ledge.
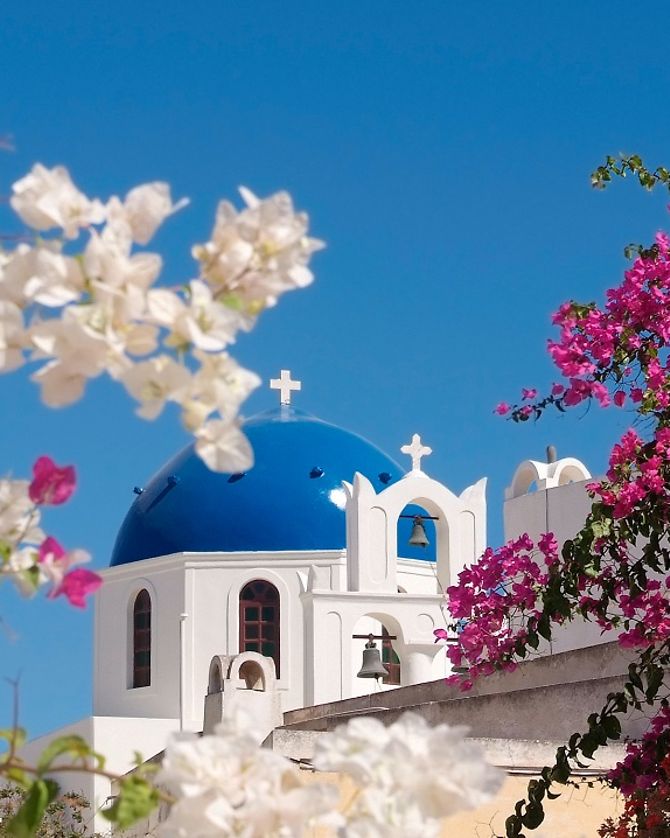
[283,641,634,729]
[266,727,627,772]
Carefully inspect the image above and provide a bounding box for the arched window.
[382,626,400,685]
[132,589,151,688]
[239,580,280,677]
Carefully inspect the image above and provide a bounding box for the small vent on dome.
[309,466,325,479]
[167,475,180,486]
[378,472,393,485]
[133,486,144,495]
[228,472,246,484]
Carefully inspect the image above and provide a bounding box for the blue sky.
[1,0,670,737]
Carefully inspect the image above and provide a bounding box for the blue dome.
[110,407,409,566]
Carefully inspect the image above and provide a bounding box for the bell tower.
[344,433,487,594]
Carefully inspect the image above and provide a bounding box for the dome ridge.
[110,407,406,566]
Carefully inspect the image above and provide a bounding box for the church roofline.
[101,549,348,579]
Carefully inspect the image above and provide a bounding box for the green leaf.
[602,715,621,740]
[101,776,159,830]
[0,727,27,750]
[590,520,610,539]
[36,734,93,773]
[6,779,59,837]
[628,664,643,691]
[537,613,552,641]
[522,802,545,829]
[527,631,539,650]
[645,666,665,702]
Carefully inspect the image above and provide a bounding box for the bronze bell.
[357,636,389,680]
[408,516,429,548]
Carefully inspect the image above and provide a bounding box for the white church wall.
[94,557,186,720]
[184,551,344,720]
[96,551,345,726]
[397,557,441,594]
[503,474,609,653]
[303,590,444,706]
[21,716,177,836]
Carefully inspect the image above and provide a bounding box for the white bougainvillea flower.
[3,162,325,476]
[0,479,41,546]
[192,186,324,313]
[121,354,191,419]
[0,301,26,372]
[0,245,35,305]
[148,280,246,353]
[107,182,189,246]
[84,227,163,296]
[194,419,254,473]
[10,164,105,238]
[179,351,261,431]
[312,712,503,837]
[29,309,115,405]
[23,247,85,307]
[157,711,338,837]
[0,243,84,308]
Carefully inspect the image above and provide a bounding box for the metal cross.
[270,369,302,405]
[401,433,432,472]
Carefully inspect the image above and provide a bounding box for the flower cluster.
[157,711,338,837]
[312,712,503,837]
[498,230,670,424]
[157,711,502,838]
[1,164,323,472]
[438,533,557,689]
[475,200,670,834]
[0,455,100,606]
[599,707,670,837]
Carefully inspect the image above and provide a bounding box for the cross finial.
[270,369,302,405]
[401,433,432,473]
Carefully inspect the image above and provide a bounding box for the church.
[23,370,606,833]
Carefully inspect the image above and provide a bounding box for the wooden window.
[239,580,280,677]
[133,589,151,688]
[382,626,400,685]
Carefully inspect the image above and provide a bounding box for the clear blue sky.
[1,0,669,738]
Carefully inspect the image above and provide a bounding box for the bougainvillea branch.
[442,156,670,836]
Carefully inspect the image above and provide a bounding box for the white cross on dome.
[270,369,302,405]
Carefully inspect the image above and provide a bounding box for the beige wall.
[302,772,621,838]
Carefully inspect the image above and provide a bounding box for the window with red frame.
[133,589,151,688]
[239,580,280,677]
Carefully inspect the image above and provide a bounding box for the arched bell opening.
[397,502,437,562]
[556,463,590,485]
[238,659,266,691]
[508,461,542,498]
[351,613,403,697]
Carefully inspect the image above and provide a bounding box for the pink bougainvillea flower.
[613,390,626,407]
[551,383,565,396]
[494,402,510,415]
[38,535,65,563]
[29,456,76,505]
[433,628,450,642]
[49,568,102,608]
[521,388,537,400]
